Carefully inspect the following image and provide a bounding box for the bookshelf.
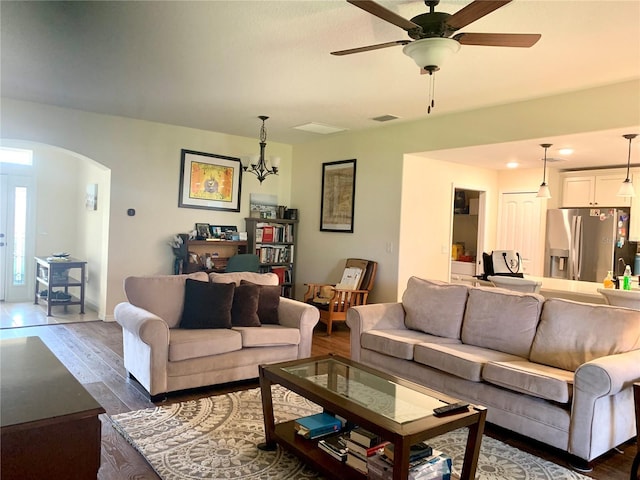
[245,217,298,298]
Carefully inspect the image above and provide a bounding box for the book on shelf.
[271,266,287,285]
[349,426,381,448]
[317,435,348,462]
[344,437,389,460]
[261,225,274,243]
[255,228,263,243]
[367,449,452,480]
[346,452,368,474]
[294,413,342,439]
[383,441,432,463]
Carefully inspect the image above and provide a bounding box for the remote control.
[433,402,469,417]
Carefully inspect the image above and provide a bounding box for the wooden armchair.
[304,258,378,335]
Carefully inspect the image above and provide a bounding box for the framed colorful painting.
[320,159,356,232]
[178,149,242,211]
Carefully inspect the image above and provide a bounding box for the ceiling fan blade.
[447,0,512,30]
[453,32,541,47]
[347,0,421,32]
[331,40,411,56]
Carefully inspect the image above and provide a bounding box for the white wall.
[1,99,293,319]
[1,79,638,315]
[292,79,640,302]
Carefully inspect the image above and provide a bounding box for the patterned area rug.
[111,386,590,480]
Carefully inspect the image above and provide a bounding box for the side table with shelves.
[34,256,86,317]
[245,217,298,298]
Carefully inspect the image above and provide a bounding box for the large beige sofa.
[347,277,640,465]
[114,271,319,398]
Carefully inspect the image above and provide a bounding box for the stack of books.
[343,427,389,475]
[367,447,452,480]
[294,412,342,440]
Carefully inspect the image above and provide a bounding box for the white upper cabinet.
[561,171,631,208]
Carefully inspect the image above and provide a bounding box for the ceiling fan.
[332,0,541,59]
[332,0,541,112]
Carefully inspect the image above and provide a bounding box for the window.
[0,147,33,166]
[13,186,27,285]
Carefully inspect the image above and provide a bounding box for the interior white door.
[0,175,7,301]
[498,192,544,276]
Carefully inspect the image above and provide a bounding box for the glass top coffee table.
[259,354,486,480]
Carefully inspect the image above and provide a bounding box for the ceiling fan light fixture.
[402,37,460,70]
[617,133,638,197]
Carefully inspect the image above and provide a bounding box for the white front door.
[0,173,36,302]
[498,192,544,276]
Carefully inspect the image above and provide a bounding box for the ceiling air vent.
[372,115,399,122]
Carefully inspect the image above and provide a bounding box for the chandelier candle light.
[617,133,638,197]
[242,116,280,184]
[537,143,552,198]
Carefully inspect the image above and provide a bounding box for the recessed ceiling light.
[559,148,574,155]
[506,162,519,169]
[293,122,346,135]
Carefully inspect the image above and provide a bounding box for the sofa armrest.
[346,303,406,361]
[570,349,640,460]
[277,297,320,358]
[575,349,640,397]
[114,302,170,347]
[114,302,170,395]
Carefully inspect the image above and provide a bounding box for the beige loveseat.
[347,277,640,465]
[114,272,319,399]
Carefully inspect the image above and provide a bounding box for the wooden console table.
[34,256,86,316]
[0,336,105,479]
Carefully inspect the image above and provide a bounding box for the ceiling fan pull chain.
[427,70,436,114]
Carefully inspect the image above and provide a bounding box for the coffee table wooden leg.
[393,437,410,480]
[257,366,277,451]
[460,407,487,480]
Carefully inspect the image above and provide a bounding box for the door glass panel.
[13,186,27,286]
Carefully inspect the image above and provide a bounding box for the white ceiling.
[1,0,639,170]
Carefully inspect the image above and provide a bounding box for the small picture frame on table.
[195,223,210,239]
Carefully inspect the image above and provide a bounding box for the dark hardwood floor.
[0,320,635,479]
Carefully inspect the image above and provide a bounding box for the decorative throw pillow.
[179,279,235,329]
[241,280,280,324]
[231,283,261,327]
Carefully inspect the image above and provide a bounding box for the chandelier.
[536,143,552,198]
[241,116,280,184]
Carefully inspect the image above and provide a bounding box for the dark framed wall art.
[320,159,356,232]
[178,149,242,211]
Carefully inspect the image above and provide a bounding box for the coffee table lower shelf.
[272,421,461,480]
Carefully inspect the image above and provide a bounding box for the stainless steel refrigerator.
[544,208,636,282]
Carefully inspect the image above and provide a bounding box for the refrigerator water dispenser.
[548,248,570,279]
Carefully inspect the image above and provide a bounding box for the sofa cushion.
[402,277,468,339]
[210,271,279,286]
[241,280,280,324]
[231,283,261,327]
[361,329,462,360]
[483,360,574,404]
[461,287,544,357]
[231,325,300,347]
[414,343,524,382]
[169,328,242,361]
[123,272,209,328]
[180,279,235,329]
[530,298,640,371]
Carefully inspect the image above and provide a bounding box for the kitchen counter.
[529,276,639,304]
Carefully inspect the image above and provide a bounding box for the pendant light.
[537,143,552,198]
[617,133,638,197]
[241,116,280,184]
